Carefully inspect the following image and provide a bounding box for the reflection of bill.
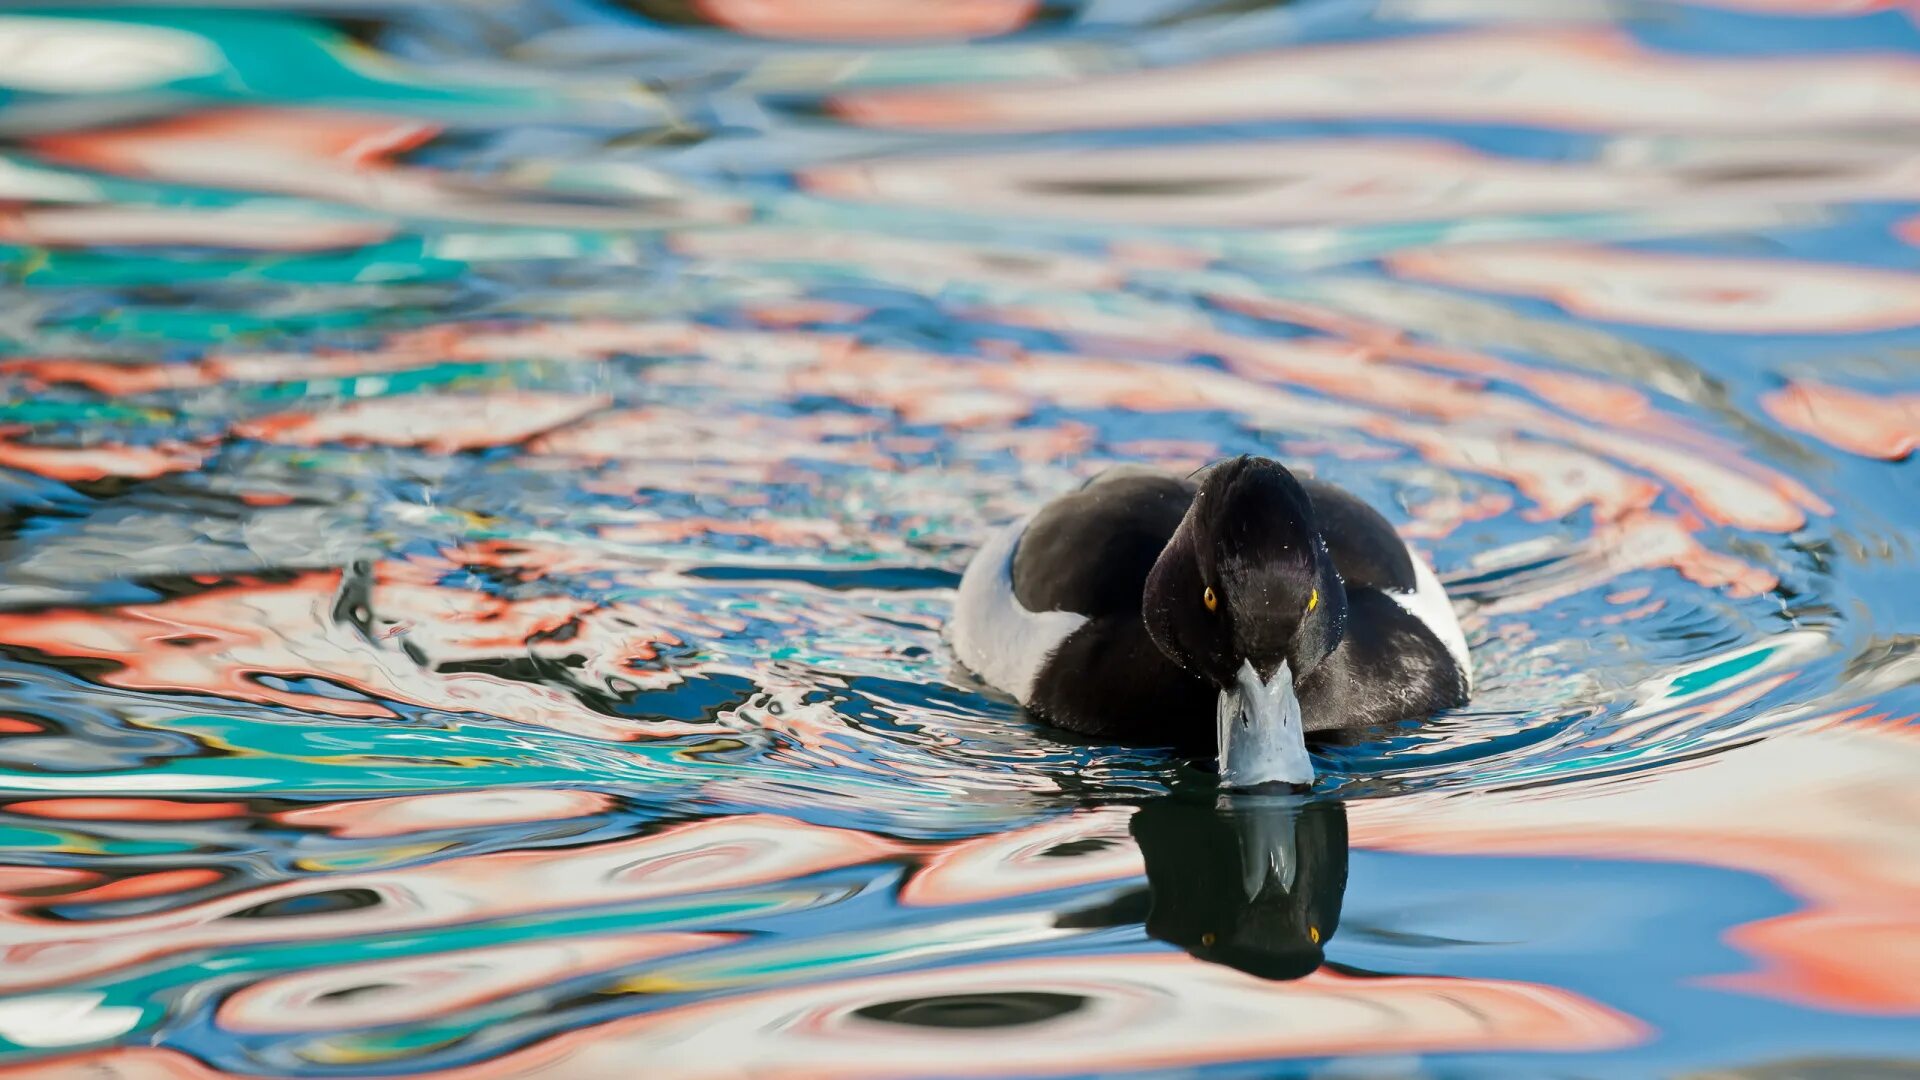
[1132,794,1347,981]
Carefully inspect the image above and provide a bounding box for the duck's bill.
[1216,660,1314,789]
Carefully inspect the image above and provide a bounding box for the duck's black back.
[1012,470,1195,618]
[1296,479,1416,594]
[1295,481,1467,729]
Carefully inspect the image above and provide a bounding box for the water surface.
[0,2,1917,1077]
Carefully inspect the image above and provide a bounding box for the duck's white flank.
[950,515,1088,706]
[1386,549,1473,692]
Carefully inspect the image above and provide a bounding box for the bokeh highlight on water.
[0,1,1916,1077]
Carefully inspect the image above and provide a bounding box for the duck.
[950,456,1470,787]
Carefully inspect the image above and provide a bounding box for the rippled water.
[0,2,1916,1077]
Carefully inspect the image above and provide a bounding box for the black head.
[1143,456,1347,690]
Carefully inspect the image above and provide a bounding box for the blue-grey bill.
[1216,659,1314,789]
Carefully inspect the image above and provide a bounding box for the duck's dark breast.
[1299,590,1464,732]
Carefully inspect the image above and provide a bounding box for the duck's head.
[1142,456,1346,788]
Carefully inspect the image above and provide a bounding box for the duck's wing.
[1302,479,1471,690]
[950,468,1192,707]
[950,513,1089,705]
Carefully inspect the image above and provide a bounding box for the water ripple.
[0,1,1915,1076]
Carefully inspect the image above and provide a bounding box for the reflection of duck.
[1131,794,1348,981]
[951,456,1470,788]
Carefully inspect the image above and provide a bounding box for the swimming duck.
[951,456,1470,787]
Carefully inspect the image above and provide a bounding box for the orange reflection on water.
[0,572,706,741]
[1390,245,1920,334]
[424,959,1639,1079]
[1764,381,1920,461]
[900,807,1141,906]
[234,392,612,453]
[0,814,898,995]
[695,0,1039,41]
[276,790,618,838]
[831,29,1920,134]
[1350,720,1920,1016]
[216,932,739,1034]
[0,436,211,484]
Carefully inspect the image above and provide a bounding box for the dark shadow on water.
[1132,793,1348,981]
[1062,792,1349,982]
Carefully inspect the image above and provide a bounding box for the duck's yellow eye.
[1309,926,1321,944]
[1203,586,1218,612]
[1307,588,1318,613]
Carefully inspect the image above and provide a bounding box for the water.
[0,2,1916,1076]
